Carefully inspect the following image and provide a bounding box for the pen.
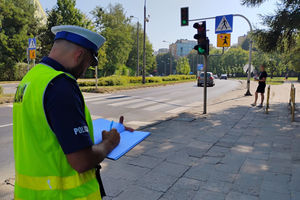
[109,120,114,131]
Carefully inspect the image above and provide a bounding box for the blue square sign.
[197,64,203,71]
[215,15,233,34]
[28,38,36,50]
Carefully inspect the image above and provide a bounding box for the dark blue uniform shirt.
[42,57,93,154]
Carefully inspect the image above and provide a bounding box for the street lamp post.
[163,40,173,75]
[130,16,140,76]
[142,0,147,84]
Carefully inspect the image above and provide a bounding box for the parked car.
[213,75,218,79]
[197,72,215,87]
[220,74,228,80]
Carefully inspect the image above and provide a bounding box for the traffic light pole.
[189,14,253,96]
[203,54,208,114]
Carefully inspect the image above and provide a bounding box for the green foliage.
[242,0,299,53]
[92,4,156,76]
[92,4,133,76]
[0,85,3,95]
[187,50,204,75]
[114,64,131,76]
[78,75,195,87]
[287,35,300,72]
[176,57,191,75]
[156,52,176,75]
[38,0,93,57]
[0,0,39,80]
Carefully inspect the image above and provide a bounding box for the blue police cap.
[51,25,106,66]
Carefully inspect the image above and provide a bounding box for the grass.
[230,77,298,85]
[0,94,14,104]
[81,79,196,93]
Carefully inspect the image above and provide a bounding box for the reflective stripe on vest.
[15,169,95,191]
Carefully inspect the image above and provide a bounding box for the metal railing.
[265,85,270,114]
[289,84,296,122]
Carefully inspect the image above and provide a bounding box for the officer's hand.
[102,129,120,149]
[119,116,134,132]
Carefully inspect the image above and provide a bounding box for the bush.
[146,77,162,83]
[78,75,195,87]
[0,86,3,95]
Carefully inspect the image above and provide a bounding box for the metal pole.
[137,22,140,76]
[142,0,146,84]
[95,65,98,89]
[203,55,208,114]
[27,48,30,72]
[164,62,166,75]
[233,14,253,96]
[169,54,172,75]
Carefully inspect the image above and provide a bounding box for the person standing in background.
[251,64,268,108]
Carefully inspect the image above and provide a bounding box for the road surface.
[0,83,18,94]
[0,79,240,183]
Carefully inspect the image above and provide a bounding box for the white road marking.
[0,123,13,128]
[90,96,134,105]
[84,94,111,100]
[108,98,145,106]
[127,100,157,109]
[166,101,201,114]
[85,95,126,102]
[143,100,183,111]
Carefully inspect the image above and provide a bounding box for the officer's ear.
[74,48,85,65]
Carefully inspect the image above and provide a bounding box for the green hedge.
[0,86,3,95]
[78,75,195,87]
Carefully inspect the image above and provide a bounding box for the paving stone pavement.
[1,82,299,200]
[98,82,300,200]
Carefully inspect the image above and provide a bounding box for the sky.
[39,0,278,51]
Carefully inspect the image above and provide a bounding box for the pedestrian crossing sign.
[29,49,36,59]
[215,15,233,34]
[217,34,231,47]
[28,38,36,50]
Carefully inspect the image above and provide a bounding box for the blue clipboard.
[93,118,150,160]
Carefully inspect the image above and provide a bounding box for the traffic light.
[193,21,209,55]
[181,7,189,26]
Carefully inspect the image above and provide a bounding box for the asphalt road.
[0,79,240,182]
[0,83,18,94]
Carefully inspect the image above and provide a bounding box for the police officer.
[13,25,130,199]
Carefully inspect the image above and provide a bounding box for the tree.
[187,50,203,74]
[220,48,248,76]
[0,0,40,80]
[92,4,156,76]
[39,0,93,57]
[176,57,190,75]
[241,0,299,53]
[156,52,176,76]
[92,4,133,76]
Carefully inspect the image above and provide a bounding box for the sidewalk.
[1,81,299,200]
[99,82,300,200]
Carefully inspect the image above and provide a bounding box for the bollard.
[292,87,296,122]
[266,85,270,114]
